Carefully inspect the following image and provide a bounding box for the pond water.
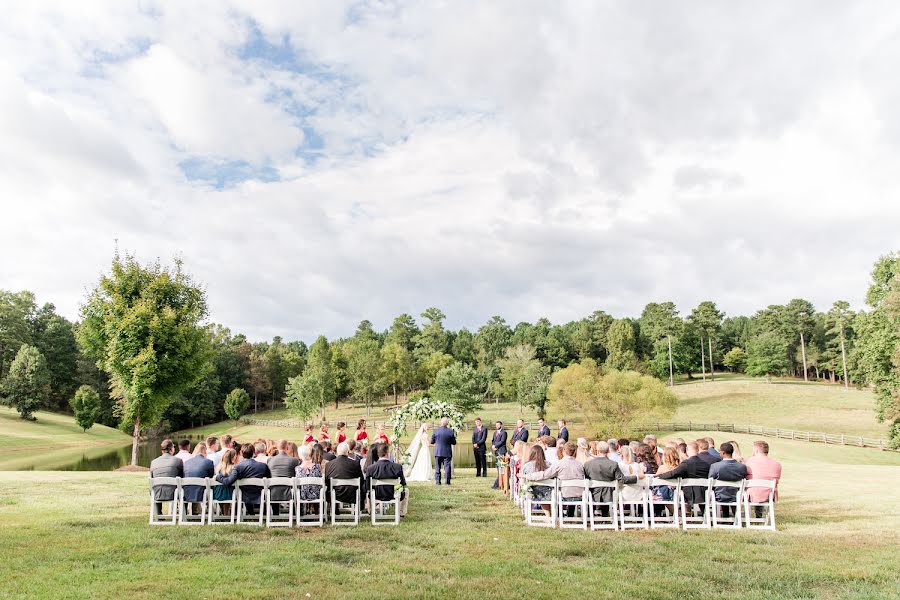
[13,436,484,471]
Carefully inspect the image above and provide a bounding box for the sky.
[2,1,899,343]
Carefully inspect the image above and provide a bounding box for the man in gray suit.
[583,441,641,516]
[150,439,184,514]
[267,439,300,514]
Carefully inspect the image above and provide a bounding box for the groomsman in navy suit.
[490,421,508,489]
[431,417,457,485]
[557,419,569,442]
[471,417,488,477]
[511,419,529,444]
[537,418,551,438]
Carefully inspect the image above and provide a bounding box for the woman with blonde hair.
[618,445,646,504]
[575,437,590,464]
[653,447,681,503]
[589,440,602,459]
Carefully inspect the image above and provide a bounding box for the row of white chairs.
[513,475,776,530]
[149,476,403,527]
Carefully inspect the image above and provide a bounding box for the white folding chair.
[743,479,777,530]
[524,479,557,528]
[679,478,712,530]
[648,477,680,529]
[557,479,590,530]
[207,481,236,525]
[370,478,401,526]
[235,478,266,525]
[149,477,179,525]
[296,476,326,527]
[509,458,519,505]
[264,477,296,527]
[619,478,650,530]
[177,477,210,525]
[330,478,361,525]
[587,480,619,530]
[711,480,744,529]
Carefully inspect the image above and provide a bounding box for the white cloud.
[0,1,899,342]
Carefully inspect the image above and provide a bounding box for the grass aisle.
[0,434,898,599]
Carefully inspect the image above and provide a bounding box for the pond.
[12,436,485,471]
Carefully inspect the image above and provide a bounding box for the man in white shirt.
[607,439,622,463]
[174,439,193,463]
[205,436,222,468]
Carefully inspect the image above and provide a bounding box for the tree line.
[1,250,897,451]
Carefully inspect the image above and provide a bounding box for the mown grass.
[0,406,131,470]
[0,431,897,599]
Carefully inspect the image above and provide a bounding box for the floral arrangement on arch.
[388,396,465,443]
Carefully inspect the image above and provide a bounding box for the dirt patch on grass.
[116,465,150,472]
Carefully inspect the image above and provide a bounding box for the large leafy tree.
[494,344,550,415]
[2,343,50,420]
[689,301,724,380]
[824,301,855,387]
[380,341,414,401]
[640,302,681,385]
[429,362,482,413]
[386,313,419,352]
[746,332,789,380]
[548,359,676,437]
[0,290,36,379]
[286,335,335,420]
[78,253,210,465]
[414,307,449,358]
[70,385,99,431]
[854,252,900,447]
[224,388,251,421]
[474,315,512,369]
[450,328,476,365]
[345,336,383,415]
[785,298,817,381]
[605,319,639,371]
[30,306,80,411]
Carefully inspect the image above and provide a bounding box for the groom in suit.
[430,417,457,485]
[472,417,488,477]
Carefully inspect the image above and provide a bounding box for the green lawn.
[0,432,897,599]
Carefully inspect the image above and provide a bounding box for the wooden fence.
[239,417,894,451]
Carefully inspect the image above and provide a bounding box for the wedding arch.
[388,397,464,443]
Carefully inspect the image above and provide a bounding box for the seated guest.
[709,442,747,517]
[347,439,364,462]
[677,442,688,461]
[556,443,565,462]
[628,440,640,454]
[524,442,585,516]
[727,440,744,463]
[366,442,408,516]
[266,439,278,457]
[696,438,721,465]
[295,445,324,514]
[705,437,721,459]
[575,438,590,464]
[653,447,681,502]
[644,434,664,460]
[212,449,239,516]
[268,439,300,512]
[583,441,640,516]
[287,442,299,458]
[655,441,711,512]
[215,443,270,515]
[744,440,782,511]
[543,436,558,465]
[607,439,622,463]
[174,439,192,463]
[322,441,337,462]
[635,443,658,475]
[253,441,269,465]
[205,436,221,467]
[325,442,364,507]
[522,445,553,516]
[182,442,214,513]
[588,440,602,459]
[363,442,382,474]
[617,446,646,506]
[150,439,184,513]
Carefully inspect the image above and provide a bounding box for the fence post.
[841,434,845,445]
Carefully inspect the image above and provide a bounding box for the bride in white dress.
[404,423,434,482]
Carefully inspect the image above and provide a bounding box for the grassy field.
[0,406,131,470]
[180,378,888,443]
[0,431,897,599]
